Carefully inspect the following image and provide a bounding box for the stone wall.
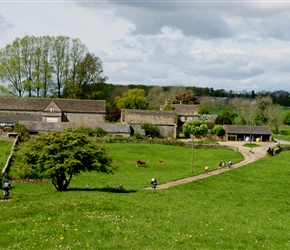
[121,109,176,125]
[20,121,132,137]
[63,113,105,123]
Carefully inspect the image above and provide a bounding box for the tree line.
[0,36,106,98]
[1,36,290,112]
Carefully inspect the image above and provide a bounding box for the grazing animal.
[136,160,146,167]
[158,160,164,165]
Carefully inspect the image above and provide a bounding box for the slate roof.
[224,125,272,135]
[160,103,198,116]
[0,97,106,113]
[0,113,42,123]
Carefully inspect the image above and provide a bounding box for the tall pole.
[191,135,194,174]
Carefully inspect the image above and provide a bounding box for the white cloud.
[1,1,290,93]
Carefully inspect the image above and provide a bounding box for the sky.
[1,1,290,93]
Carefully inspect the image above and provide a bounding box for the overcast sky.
[1,1,290,93]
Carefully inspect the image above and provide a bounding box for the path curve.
[145,141,278,190]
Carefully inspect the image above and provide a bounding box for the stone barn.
[0,97,106,124]
[121,109,177,138]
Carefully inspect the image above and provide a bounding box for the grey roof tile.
[224,125,272,134]
[0,97,105,113]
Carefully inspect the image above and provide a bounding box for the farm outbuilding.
[223,125,272,142]
[0,97,106,124]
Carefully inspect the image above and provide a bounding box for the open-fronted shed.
[223,125,272,142]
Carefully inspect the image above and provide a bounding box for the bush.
[13,123,28,135]
[74,126,94,136]
[95,126,106,137]
[141,123,161,138]
[212,125,225,136]
[134,132,144,139]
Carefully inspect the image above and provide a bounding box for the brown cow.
[136,160,146,167]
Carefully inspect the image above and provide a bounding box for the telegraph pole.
[191,135,194,174]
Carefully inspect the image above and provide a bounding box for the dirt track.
[145,141,279,190]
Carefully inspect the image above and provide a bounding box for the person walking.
[218,161,222,170]
[205,165,209,174]
[152,178,157,189]
[3,179,11,200]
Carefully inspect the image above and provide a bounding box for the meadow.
[1,141,290,249]
[0,140,12,171]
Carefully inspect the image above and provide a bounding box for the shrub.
[134,132,144,139]
[141,123,161,138]
[74,126,94,136]
[13,123,28,135]
[95,126,106,137]
[212,125,225,136]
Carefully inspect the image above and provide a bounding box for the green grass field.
[1,142,290,249]
[0,140,12,171]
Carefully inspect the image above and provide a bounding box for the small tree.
[182,120,208,137]
[12,129,117,191]
[106,107,121,122]
[198,107,210,115]
[282,111,290,125]
[13,122,28,135]
[215,113,233,125]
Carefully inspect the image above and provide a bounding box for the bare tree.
[0,39,24,96]
[265,104,282,135]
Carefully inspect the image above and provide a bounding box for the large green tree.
[115,88,147,109]
[182,120,208,137]
[12,129,117,191]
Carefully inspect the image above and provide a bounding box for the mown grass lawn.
[1,142,290,249]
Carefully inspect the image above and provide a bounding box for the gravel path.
[145,141,279,190]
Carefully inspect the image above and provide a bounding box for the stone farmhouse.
[159,101,199,123]
[121,101,200,138]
